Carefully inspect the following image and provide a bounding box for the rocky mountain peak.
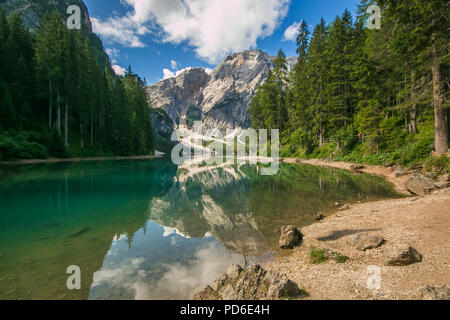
[0,0,108,67]
[147,49,289,136]
[0,0,92,32]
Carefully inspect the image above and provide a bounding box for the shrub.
[308,247,329,264]
[0,135,48,160]
[424,155,450,174]
[335,254,349,263]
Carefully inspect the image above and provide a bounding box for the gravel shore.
[266,159,450,300]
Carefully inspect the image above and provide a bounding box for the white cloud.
[283,21,300,42]
[170,59,177,69]
[92,16,147,47]
[112,64,127,76]
[162,67,193,80]
[92,0,291,64]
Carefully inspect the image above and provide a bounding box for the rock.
[339,203,351,211]
[193,264,303,300]
[350,164,365,170]
[384,244,422,266]
[419,286,450,300]
[434,174,450,188]
[147,50,297,132]
[346,233,385,251]
[315,213,325,221]
[0,1,109,68]
[405,173,435,196]
[334,202,340,207]
[279,226,303,249]
[149,108,175,141]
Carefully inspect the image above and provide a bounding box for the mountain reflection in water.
[0,159,399,299]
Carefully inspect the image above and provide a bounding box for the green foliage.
[424,155,450,174]
[0,134,48,160]
[0,9,155,160]
[335,254,349,264]
[251,0,448,166]
[308,247,329,264]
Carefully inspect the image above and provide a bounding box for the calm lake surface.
[0,159,400,299]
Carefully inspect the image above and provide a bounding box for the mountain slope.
[0,0,109,67]
[147,50,297,137]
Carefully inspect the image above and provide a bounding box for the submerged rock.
[405,173,435,196]
[193,264,303,300]
[68,227,91,238]
[384,244,422,266]
[279,226,303,249]
[346,233,385,251]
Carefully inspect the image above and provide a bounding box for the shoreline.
[263,158,450,300]
[0,154,165,166]
[282,158,414,195]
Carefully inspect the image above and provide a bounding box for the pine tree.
[380,0,449,155]
[0,80,17,129]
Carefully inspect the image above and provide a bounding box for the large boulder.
[279,226,303,249]
[193,264,302,300]
[405,173,435,196]
[346,233,385,251]
[384,244,422,266]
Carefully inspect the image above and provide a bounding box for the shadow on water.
[0,158,401,299]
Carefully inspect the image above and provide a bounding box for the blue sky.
[84,0,360,84]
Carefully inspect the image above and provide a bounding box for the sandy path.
[267,159,449,300]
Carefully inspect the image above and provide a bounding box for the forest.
[249,0,449,168]
[0,9,154,160]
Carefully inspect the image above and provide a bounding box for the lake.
[0,158,400,299]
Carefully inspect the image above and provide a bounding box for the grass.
[308,247,329,264]
[334,254,349,264]
[308,247,349,264]
[281,118,440,168]
[424,155,450,175]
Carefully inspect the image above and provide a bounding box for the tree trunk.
[90,104,94,147]
[80,123,84,149]
[447,108,450,142]
[64,100,68,148]
[57,91,61,135]
[319,123,324,147]
[410,71,417,134]
[48,79,52,129]
[432,37,448,156]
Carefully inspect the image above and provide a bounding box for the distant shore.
[281,158,413,195]
[0,154,165,166]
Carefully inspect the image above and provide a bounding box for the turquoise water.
[0,159,399,299]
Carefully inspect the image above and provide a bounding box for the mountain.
[147,50,297,141]
[0,0,109,67]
